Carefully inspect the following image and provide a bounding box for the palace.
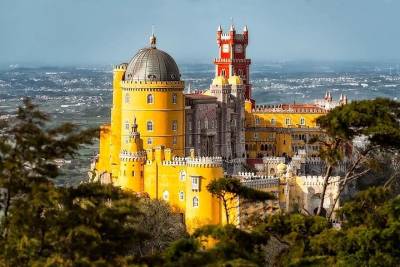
[93,25,346,231]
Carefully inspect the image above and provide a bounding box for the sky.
[1,0,400,67]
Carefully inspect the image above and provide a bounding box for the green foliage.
[316,98,400,149]
[207,176,275,224]
[0,99,186,266]
[274,187,400,267]
[161,224,270,266]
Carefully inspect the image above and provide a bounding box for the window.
[147,121,153,131]
[147,138,153,145]
[193,196,199,207]
[172,120,177,131]
[179,191,185,201]
[172,93,177,104]
[132,171,135,176]
[221,69,226,77]
[162,191,169,201]
[179,170,186,181]
[204,118,208,129]
[198,137,201,144]
[188,135,192,145]
[125,93,130,104]
[270,118,276,125]
[191,176,200,191]
[198,122,201,131]
[188,121,192,131]
[147,94,153,104]
[125,137,129,144]
[173,136,177,145]
[285,118,291,126]
[211,120,215,129]
[254,133,258,140]
[125,121,130,130]
[255,117,260,126]
[300,117,306,126]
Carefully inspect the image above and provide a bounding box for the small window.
[172,93,177,104]
[211,120,215,129]
[179,191,185,201]
[254,133,258,140]
[198,122,201,131]
[179,170,186,181]
[147,138,153,145]
[188,121,192,131]
[300,117,306,126]
[198,137,201,144]
[163,191,169,201]
[132,170,135,176]
[188,135,192,145]
[204,118,208,129]
[125,121,130,130]
[125,137,129,144]
[191,176,200,191]
[270,118,276,125]
[172,120,178,131]
[193,196,199,207]
[125,93,130,104]
[147,94,153,104]
[173,136,177,145]
[221,69,226,77]
[147,121,153,131]
[255,117,260,126]
[285,118,291,126]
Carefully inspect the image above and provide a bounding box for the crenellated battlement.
[299,175,340,186]
[263,157,285,164]
[253,104,327,114]
[114,63,128,70]
[119,150,147,162]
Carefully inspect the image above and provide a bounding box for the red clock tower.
[214,24,252,99]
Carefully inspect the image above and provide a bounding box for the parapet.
[263,157,285,164]
[299,175,340,186]
[252,104,327,114]
[160,156,223,168]
[119,150,147,162]
[114,63,128,70]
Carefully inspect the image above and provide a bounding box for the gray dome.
[125,38,180,82]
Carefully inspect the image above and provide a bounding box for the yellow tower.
[117,118,146,191]
[119,34,185,157]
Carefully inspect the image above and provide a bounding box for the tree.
[311,98,400,216]
[0,98,98,238]
[206,176,275,225]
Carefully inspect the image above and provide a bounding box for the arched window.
[179,170,186,181]
[147,138,152,145]
[172,93,177,104]
[221,69,226,77]
[162,191,169,201]
[172,120,177,131]
[147,121,153,131]
[270,118,276,125]
[285,118,291,126]
[179,191,185,201]
[173,136,177,145]
[255,117,260,126]
[147,94,154,104]
[300,117,306,126]
[193,196,199,207]
[125,93,130,104]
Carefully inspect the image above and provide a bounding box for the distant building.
[92,25,345,231]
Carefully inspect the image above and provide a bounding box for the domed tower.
[120,34,185,156]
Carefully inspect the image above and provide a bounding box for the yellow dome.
[228,75,243,85]
[277,163,287,174]
[212,76,228,86]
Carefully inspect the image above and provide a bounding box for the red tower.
[214,24,252,99]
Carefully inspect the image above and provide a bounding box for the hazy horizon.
[1,0,400,67]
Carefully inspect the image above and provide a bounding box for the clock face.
[222,44,230,53]
[235,44,243,53]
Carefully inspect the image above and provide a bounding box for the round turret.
[228,75,243,85]
[212,76,229,86]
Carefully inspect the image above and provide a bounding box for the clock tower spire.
[214,24,252,99]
